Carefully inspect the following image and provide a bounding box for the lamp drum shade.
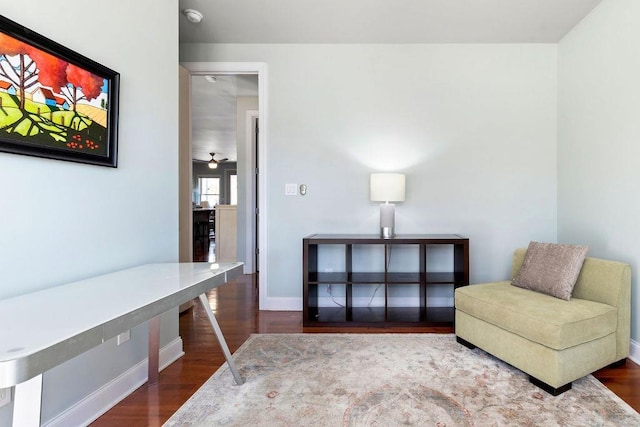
[370,173,406,202]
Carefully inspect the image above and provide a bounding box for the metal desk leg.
[148,315,161,385]
[198,294,245,385]
[13,374,42,427]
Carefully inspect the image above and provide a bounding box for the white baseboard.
[261,296,302,311]
[43,337,184,427]
[630,338,639,365]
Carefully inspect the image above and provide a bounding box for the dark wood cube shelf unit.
[303,234,469,326]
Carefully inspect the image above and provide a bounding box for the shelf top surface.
[304,233,467,242]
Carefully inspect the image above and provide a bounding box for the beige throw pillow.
[512,241,588,300]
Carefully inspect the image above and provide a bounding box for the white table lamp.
[370,173,406,238]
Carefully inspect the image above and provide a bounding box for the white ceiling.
[179,0,602,44]
[191,75,258,162]
[182,0,602,161]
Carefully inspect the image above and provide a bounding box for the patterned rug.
[164,334,640,426]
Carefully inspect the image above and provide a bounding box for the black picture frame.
[0,15,119,167]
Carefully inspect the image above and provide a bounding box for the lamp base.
[380,226,395,239]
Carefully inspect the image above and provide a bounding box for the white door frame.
[181,62,268,310]
[245,109,259,273]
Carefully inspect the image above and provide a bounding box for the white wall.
[0,0,179,424]
[558,0,640,346]
[180,43,559,308]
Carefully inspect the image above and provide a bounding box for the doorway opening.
[182,62,268,309]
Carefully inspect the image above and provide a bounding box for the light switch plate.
[285,183,298,195]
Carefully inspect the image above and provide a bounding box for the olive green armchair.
[455,248,631,395]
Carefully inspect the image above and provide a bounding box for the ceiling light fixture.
[205,75,217,83]
[183,8,203,24]
[207,152,228,169]
[208,152,218,169]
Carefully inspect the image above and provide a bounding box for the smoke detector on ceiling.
[183,9,203,24]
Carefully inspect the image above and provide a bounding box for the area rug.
[164,334,640,426]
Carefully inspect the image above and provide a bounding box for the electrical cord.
[367,245,393,307]
[325,246,395,309]
[327,284,344,307]
[367,284,382,307]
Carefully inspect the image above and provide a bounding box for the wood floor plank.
[92,274,640,425]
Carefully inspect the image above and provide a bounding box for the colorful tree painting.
[0,16,118,167]
[0,32,39,110]
[28,47,68,95]
[65,64,104,110]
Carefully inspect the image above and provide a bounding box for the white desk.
[0,262,244,427]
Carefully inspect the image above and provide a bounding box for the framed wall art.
[0,15,119,167]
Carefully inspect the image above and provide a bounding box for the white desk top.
[0,262,243,388]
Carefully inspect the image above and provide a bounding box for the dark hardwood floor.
[92,274,640,426]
